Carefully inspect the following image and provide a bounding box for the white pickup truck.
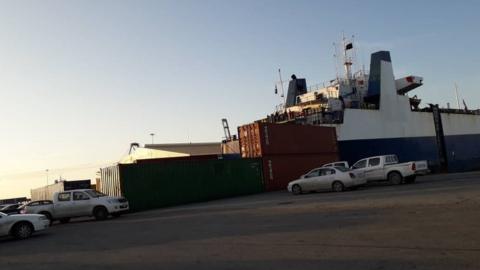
[23,189,129,223]
[350,155,429,184]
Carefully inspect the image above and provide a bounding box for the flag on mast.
[345,43,353,50]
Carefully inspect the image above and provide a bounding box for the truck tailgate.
[414,160,429,175]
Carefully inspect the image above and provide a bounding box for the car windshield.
[85,190,107,198]
[334,166,349,172]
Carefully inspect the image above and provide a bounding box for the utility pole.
[45,169,49,200]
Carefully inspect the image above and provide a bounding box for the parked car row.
[288,154,429,195]
[0,189,129,240]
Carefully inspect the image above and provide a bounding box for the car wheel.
[292,184,302,195]
[59,218,71,224]
[332,181,345,192]
[12,222,33,240]
[388,171,403,185]
[405,175,416,184]
[93,206,109,221]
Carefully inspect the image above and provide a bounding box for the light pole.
[45,169,49,200]
[150,133,155,144]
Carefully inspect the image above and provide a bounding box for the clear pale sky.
[1,0,479,198]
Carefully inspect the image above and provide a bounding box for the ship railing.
[412,107,480,115]
[265,108,345,125]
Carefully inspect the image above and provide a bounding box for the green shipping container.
[120,158,264,212]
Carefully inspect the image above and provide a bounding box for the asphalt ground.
[1,171,480,270]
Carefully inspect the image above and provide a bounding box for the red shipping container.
[238,122,337,158]
[262,153,339,191]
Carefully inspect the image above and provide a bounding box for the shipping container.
[63,180,91,190]
[120,158,264,212]
[95,178,101,191]
[262,153,339,191]
[30,180,91,201]
[222,139,240,154]
[99,165,123,197]
[238,122,338,158]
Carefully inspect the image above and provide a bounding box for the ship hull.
[334,59,480,173]
[444,133,480,172]
[338,133,480,173]
[338,136,440,170]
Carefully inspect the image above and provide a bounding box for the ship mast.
[342,35,353,82]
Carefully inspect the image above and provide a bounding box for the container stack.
[238,122,339,191]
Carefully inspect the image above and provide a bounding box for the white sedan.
[0,212,50,240]
[287,166,366,195]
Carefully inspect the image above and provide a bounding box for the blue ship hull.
[338,134,480,173]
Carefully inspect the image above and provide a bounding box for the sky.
[1,0,479,198]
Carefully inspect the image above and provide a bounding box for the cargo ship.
[265,39,480,173]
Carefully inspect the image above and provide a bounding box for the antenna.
[454,83,461,109]
[342,34,353,81]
